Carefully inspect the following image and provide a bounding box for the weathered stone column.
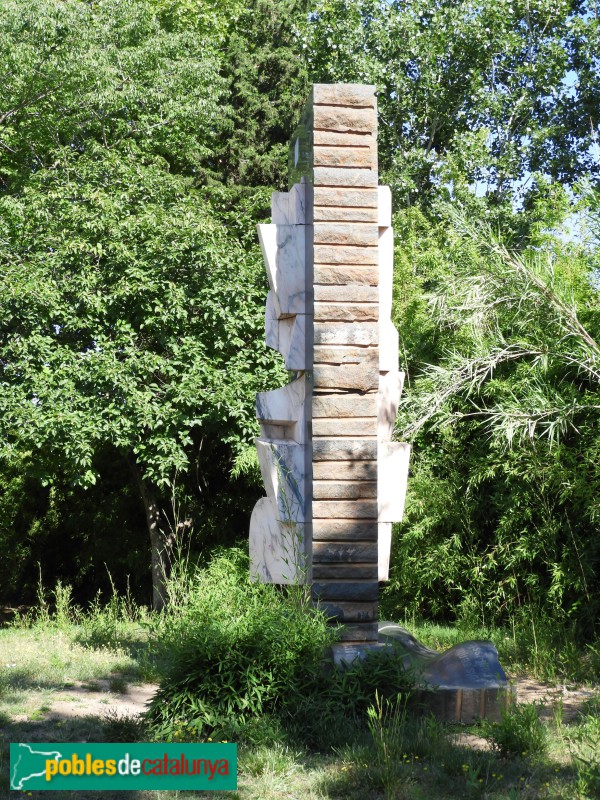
[250,84,410,661]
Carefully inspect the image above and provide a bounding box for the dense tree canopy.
[0,0,599,633]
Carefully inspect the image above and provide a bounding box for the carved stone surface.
[250,84,411,651]
[377,623,513,722]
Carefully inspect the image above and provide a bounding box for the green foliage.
[146,549,336,739]
[567,697,600,799]
[383,203,600,636]
[146,550,415,745]
[305,0,600,206]
[481,702,548,760]
[366,691,410,800]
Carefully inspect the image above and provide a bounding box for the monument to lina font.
[249,83,410,661]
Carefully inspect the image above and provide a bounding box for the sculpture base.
[330,622,514,722]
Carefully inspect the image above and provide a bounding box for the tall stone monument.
[249,83,410,660]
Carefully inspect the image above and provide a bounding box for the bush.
[146,549,335,740]
[146,549,415,745]
[481,702,548,759]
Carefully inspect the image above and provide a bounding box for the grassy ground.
[1,617,599,800]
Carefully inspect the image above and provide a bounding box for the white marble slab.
[378,441,410,522]
[271,184,306,225]
[257,223,307,316]
[378,370,404,441]
[378,185,392,228]
[265,299,307,369]
[282,313,307,371]
[378,522,392,581]
[250,497,308,584]
[256,438,308,523]
[256,376,307,444]
[378,226,394,322]
[379,318,400,372]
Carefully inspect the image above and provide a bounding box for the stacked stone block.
[250,84,410,657]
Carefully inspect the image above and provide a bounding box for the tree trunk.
[127,455,174,611]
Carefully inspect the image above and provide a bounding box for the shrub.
[146,549,336,740]
[146,549,415,744]
[481,702,548,759]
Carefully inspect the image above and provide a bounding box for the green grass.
[1,576,599,800]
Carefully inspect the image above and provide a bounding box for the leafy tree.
[382,202,600,634]
[0,0,286,608]
[305,0,600,207]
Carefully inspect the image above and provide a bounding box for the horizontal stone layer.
[314,222,378,247]
[313,187,378,207]
[336,622,380,642]
[313,541,377,562]
[312,460,377,481]
[313,519,378,540]
[313,344,377,365]
[314,321,378,345]
[313,84,376,108]
[313,479,377,499]
[313,563,378,580]
[313,499,378,518]
[313,105,376,134]
[314,244,378,265]
[314,166,378,188]
[314,301,378,323]
[312,417,378,438]
[317,601,378,623]
[312,581,378,602]
[313,145,376,169]
[313,363,379,392]
[314,130,374,147]
[313,440,377,461]
[313,393,378,418]
[314,265,378,285]
[314,205,379,223]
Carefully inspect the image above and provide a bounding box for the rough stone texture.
[314,205,379,223]
[337,622,380,642]
[314,187,378,207]
[313,363,379,391]
[313,166,378,188]
[312,519,378,540]
[314,302,379,323]
[312,582,379,602]
[314,265,379,285]
[313,500,378,519]
[313,105,377,134]
[313,541,377,562]
[314,222,379,246]
[253,84,410,653]
[313,345,377,364]
[314,321,378,345]
[314,145,376,169]
[313,417,377,438]
[313,83,376,108]
[314,130,375,147]
[319,601,378,622]
[313,440,378,461]
[312,460,377,481]
[312,393,378,418]
[314,244,379,265]
[313,479,377,499]
[313,564,379,580]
